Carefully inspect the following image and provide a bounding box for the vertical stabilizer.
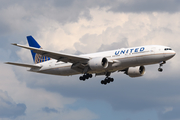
[27,36,51,64]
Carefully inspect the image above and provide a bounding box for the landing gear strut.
[158,61,166,72]
[79,74,92,81]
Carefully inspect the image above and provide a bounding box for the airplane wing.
[12,43,89,63]
[5,62,42,68]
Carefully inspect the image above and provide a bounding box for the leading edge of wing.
[12,43,89,63]
[5,62,42,68]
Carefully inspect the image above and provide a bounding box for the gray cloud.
[158,107,180,120]
[1,0,180,35]
[0,20,11,36]
[0,90,26,118]
[53,0,74,7]
[108,0,180,13]
[98,37,129,52]
[23,72,179,109]
[0,0,92,24]
[19,63,180,119]
[74,27,129,53]
[52,0,180,13]
[1,0,180,51]
[42,107,58,113]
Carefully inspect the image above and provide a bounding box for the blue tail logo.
[27,36,51,64]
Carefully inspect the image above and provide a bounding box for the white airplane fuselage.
[6,36,176,84]
[31,45,175,76]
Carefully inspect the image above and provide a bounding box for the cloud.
[1,0,180,39]
[158,107,180,120]
[109,0,180,13]
[0,90,26,118]
[98,37,129,52]
[0,63,98,120]
[1,1,180,120]
[24,74,180,120]
[60,108,98,120]
[42,107,58,113]
[74,26,130,53]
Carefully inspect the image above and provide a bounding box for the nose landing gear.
[158,61,166,72]
[158,68,163,72]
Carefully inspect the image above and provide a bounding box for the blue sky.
[0,0,180,120]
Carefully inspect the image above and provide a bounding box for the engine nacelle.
[88,57,108,71]
[125,66,145,77]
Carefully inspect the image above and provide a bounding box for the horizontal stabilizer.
[5,62,42,68]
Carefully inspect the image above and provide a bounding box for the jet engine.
[125,66,145,77]
[88,57,108,71]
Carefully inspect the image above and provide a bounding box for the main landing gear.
[101,77,114,85]
[79,74,93,81]
[101,72,114,85]
[158,61,166,72]
[79,72,114,85]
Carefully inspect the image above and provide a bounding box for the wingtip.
[4,62,10,64]
[11,43,17,46]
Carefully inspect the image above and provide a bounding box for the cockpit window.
[164,48,172,51]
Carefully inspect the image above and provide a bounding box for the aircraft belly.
[38,66,80,76]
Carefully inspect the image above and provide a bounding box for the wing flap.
[12,43,89,63]
[5,62,42,68]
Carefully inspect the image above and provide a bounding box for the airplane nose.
[164,51,176,59]
[171,50,176,57]
[172,51,176,56]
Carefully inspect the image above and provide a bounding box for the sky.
[0,0,180,120]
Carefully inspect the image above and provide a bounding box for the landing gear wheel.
[110,78,114,82]
[101,80,107,85]
[158,68,163,72]
[79,76,83,80]
[89,74,93,78]
[82,77,85,81]
[101,77,114,85]
[158,61,166,72]
[79,74,93,81]
[101,80,104,84]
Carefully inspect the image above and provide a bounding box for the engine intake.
[88,57,108,71]
[125,66,145,77]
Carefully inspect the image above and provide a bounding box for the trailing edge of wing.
[12,43,89,63]
[5,62,42,68]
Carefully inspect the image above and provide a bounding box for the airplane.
[6,36,176,85]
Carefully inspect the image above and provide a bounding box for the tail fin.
[27,36,51,64]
